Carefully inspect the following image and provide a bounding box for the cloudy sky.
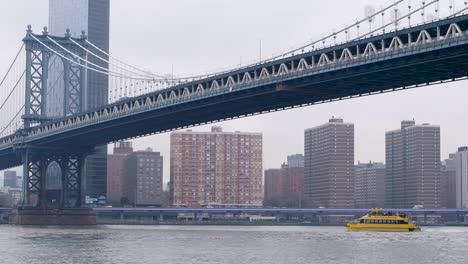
[0,0,467,185]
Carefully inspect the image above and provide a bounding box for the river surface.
[0,225,467,264]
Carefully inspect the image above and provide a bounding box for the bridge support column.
[60,153,85,208]
[11,147,95,225]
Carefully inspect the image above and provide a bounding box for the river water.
[0,225,467,264]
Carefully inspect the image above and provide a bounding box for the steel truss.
[21,148,87,208]
[20,26,89,209]
[23,26,88,128]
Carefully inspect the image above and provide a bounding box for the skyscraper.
[354,162,386,208]
[49,0,110,201]
[455,147,468,208]
[441,153,457,209]
[304,117,354,208]
[287,154,304,168]
[385,120,441,208]
[107,142,134,206]
[3,171,17,188]
[123,148,164,207]
[170,126,263,207]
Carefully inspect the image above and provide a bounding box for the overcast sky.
[0,0,467,185]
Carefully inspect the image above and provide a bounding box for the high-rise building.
[3,171,17,188]
[385,120,441,208]
[441,154,457,209]
[264,163,304,207]
[304,117,354,208]
[107,142,134,206]
[287,154,304,168]
[123,148,163,206]
[49,0,110,201]
[354,162,386,208]
[170,126,263,207]
[455,147,468,208]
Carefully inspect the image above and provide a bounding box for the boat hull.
[347,225,421,232]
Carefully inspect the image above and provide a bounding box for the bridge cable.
[74,39,170,80]
[354,0,439,40]
[31,35,139,80]
[45,36,145,80]
[0,71,25,112]
[0,44,24,90]
[0,58,62,137]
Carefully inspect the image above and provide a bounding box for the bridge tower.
[16,26,91,213]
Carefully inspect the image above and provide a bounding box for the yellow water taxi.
[346,208,421,232]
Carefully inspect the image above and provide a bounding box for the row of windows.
[360,219,406,224]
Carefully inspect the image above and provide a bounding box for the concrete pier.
[9,208,96,225]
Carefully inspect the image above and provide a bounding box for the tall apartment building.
[170,126,263,207]
[385,120,441,208]
[287,154,304,168]
[123,148,164,206]
[264,163,304,207]
[107,142,134,206]
[3,171,17,188]
[49,0,110,201]
[304,117,354,208]
[441,154,457,209]
[455,147,468,208]
[354,162,386,208]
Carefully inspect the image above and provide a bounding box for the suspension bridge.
[0,1,467,222]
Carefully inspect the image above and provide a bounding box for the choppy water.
[0,225,467,264]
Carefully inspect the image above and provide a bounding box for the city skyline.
[0,0,467,185]
[1,1,468,262]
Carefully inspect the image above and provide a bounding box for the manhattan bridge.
[0,0,467,212]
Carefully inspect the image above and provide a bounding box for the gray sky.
[0,0,467,185]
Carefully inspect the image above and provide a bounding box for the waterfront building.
[441,154,457,208]
[455,147,468,208]
[123,148,163,206]
[354,162,386,208]
[385,120,441,208]
[3,171,17,188]
[287,154,304,168]
[107,142,134,206]
[49,0,110,202]
[264,163,304,207]
[304,117,355,208]
[170,126,263,207]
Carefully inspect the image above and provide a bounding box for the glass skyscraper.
[49,0,110,202]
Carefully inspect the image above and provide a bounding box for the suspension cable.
[45,36,148,80]
[0,105,24,135]
[0,70,25,112]
[31,35,141,80]
[0,44,24,89]
[69,38,168,80]
[84,39,170,79]
[355,0,439,40]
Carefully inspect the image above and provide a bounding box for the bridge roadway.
[1,15,468,170]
